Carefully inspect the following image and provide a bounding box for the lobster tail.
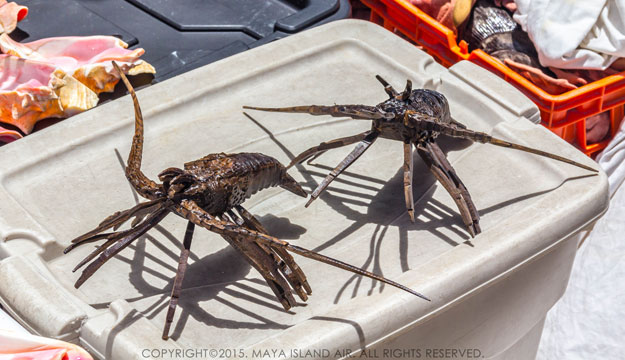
[280,171,307,198]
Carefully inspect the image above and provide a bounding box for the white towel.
[514,0,625,70]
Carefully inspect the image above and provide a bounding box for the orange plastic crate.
[361,0,625,156]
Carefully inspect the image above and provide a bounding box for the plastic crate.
[360,0,625,156]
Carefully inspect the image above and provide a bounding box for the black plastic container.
[15,0,350,82]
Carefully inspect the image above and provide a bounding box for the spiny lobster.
[244,76,597,237]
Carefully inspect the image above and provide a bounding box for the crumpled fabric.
[463,0,623,97]
[537,117,625,359]
[514,0,625,70]
[0,329,94,360]
[0,0,27,34]
[596,117,625,193]
[465,0,577,95]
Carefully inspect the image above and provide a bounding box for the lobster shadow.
[90,211,306,341]
[100,241,287,356]
[298,137,474,303]
[306,146,595,303]
[248,114,591,304]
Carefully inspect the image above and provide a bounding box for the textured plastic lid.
[0,20,607,359]
[128,0,340,35]
[13,0,137,46]
[15,0,350,82]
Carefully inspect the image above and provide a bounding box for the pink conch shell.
[0,0,27,34]
[0,34,155,94]
[0,54,98,134]
[0,329,93,360]
[0,125,22,143]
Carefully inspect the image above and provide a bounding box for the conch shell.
[0,34,155,94]
[0,329,94,360]
[0,0,27,34]
[0,54,98,134]
[0,126,21,142]
[0,3,156,142]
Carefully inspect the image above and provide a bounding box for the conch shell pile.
[0,1,155,143]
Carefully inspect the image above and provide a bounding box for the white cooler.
[0,20,608,359]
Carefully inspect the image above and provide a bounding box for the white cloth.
[596,117,625,195]
[537,118,625,359]
[514,0,625,70]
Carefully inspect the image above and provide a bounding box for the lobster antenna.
[112,61,160,196]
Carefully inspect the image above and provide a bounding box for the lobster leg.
[427,142,480,235]
[64,199,163,253]
[403,142,415,222]
[287,131,371,168]
[235,205,312,299]
[73,207,170,288]
[162,221,195,340]
[306,131,379,207]
[69,203,170,271]
[70,236,119,272]
[416,143,480,237]
[222,211,299,309]
[173,199,430,301]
